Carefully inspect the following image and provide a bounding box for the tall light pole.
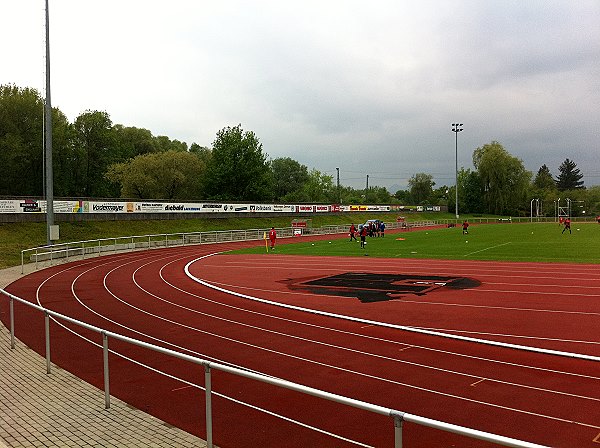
[45,0,55,245]
[451,123,463,220]
[336,167,340,204]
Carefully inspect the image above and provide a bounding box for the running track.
[2,234,599,447]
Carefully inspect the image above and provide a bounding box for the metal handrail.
[0,287,548,448]
[20,217,598,273]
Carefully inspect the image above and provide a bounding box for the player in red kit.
[269,227,277,249]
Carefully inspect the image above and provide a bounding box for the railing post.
[394,413,404,448]
[35,248,39,270]
[205,364,213,448]
[66,243,69,262]
[102,331,110,409]
[9,298,15,349]
[82,242,85,259]
[45,311,51,374]
[21,250,24,274]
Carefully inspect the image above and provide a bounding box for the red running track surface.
[2,237,599,448]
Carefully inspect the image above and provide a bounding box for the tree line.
[1,84,598,216]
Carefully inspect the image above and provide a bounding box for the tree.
[203,124,272,201]
[394,189,411,204]
[72,110,115,197]
[271,157,310,201]
[106,150,205,199]
[473,141,531,215]
[408,173,435,204]
[364,186,392,204]
[112,125,158,160]
[189,143,212,164]
[555,159,584,191]
[283,169,335,202]
[0,84,45,196]
[155,135,188,153]
[459,169,484,214]
[533,164,556,190]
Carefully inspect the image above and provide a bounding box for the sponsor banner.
[53,200,86,213]
[136,203,164,212]
[314,205,330,213]
[273,204,295,213]
[1,198,392,215]
[20,199,44,213]
[163,203,186,212]
[202,203,223,213]
[90,202,127,213]
[250,204,274,212]
[365,205,390,212]
[0,200,19,213]
[348,205,368,211]
[296,205,314,213]
[1,200,84,213]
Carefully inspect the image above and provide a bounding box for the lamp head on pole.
[451,123,464,133]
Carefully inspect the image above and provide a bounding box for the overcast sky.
[2,1,599,191]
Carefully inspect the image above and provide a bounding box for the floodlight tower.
[336,167,340,203]
[45,0,55,245]
[451,123,463,220]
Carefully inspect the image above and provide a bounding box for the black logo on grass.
[288,272,480,303]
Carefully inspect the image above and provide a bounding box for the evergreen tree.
[533,164,556,190]
[555,159,584,190]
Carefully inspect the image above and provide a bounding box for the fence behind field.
[21,216,598,273]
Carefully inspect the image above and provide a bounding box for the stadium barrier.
[20,216,598,273]
[0,287,549,448]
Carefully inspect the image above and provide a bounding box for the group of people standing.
[349,221,385,249]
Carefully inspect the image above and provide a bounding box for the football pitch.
[235,222,600,264]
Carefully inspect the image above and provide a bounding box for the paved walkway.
[0,264,207,448]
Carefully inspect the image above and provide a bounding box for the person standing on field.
[269,227,277,249]
[360,225,367,248]
[562,218,571,234]
[349,224,357,241]
[462,220,469,234]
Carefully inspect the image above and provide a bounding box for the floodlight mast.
[45,0,55,245]
[451,123,463,220]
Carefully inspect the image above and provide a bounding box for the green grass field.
[235,222,600,264]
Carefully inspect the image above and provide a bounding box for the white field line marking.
[460,242,510,257]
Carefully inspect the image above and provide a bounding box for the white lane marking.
[464,242,512,257]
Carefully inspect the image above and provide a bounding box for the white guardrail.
[1,219,560,447]
[20,216,588,274]
[0,291,548,448]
